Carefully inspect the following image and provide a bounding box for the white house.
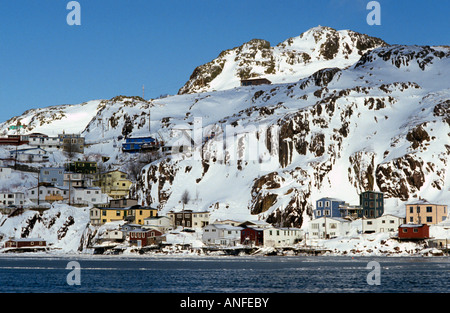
[263,227,303,247]
[144,216,173,233]
[308,216,352,239]
[99,229,125,242]
[28,135,61,149]
[0,192,25,206]
[72,187,109,206]
[162,130,195,156]
[10,148,49,163]
[202,224,243,247]
[192,210,210,229]
[362,214,405,234]
[64,172,93,188]
[27,185,70,203]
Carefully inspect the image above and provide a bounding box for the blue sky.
[0,0,449,123]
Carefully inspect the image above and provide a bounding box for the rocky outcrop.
[178,26,387,94]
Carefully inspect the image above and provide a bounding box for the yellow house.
[90,206,158,225]
[127,206,158,225]
[406,201,448,225]
[93,170,132,199]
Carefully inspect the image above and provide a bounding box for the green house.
[359,191,384,218]
[66,161,98,174]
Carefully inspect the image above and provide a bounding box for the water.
[0,254,448,293]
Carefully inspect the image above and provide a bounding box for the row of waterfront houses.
[90,204,303,249]
[310,191,448,240]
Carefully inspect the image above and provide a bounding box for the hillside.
[0,26,449,236]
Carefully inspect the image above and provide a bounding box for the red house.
[4,238,46,249]
[398,224,429,240]
[241,227,264,246]
[129,229,163,247]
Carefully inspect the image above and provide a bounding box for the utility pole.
[37,171,40,205]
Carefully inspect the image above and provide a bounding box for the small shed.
[4,238,47,250]
[240,78,272,87]
[398,224,430,240]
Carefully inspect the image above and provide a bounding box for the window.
[318,201,323,207]
[417,206,420,213]
[409,207,414,213]
[413,228,419,233]
[325,201,330,207]
[426,206,432,213]
[426,217,433,223]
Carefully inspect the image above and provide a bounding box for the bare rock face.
[355,45,450,70]
[250,172,283,214]
[376,154,426,201]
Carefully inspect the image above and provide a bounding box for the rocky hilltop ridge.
[178,26,388,95]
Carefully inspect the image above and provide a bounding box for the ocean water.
[0,254,448,293]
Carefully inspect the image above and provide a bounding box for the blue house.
[122,137,157,153]
[40,167,65,186]
[314,197,346,218]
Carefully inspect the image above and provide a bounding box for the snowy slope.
[0,100,102,136]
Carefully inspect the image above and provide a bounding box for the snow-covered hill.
[178,26,388,94]
[0,27,449,251]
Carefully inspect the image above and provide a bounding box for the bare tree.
[181,189,190,209]
[63,140,77,160]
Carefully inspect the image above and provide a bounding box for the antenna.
[142,84,145,99]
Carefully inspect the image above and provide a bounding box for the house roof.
[7,238,45,242]
[312,216,351,223]
[317,197,345,202]
[240,77,272,83]
[405,199,447,206]
[207,224,243,231]
[399,223,428,228]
